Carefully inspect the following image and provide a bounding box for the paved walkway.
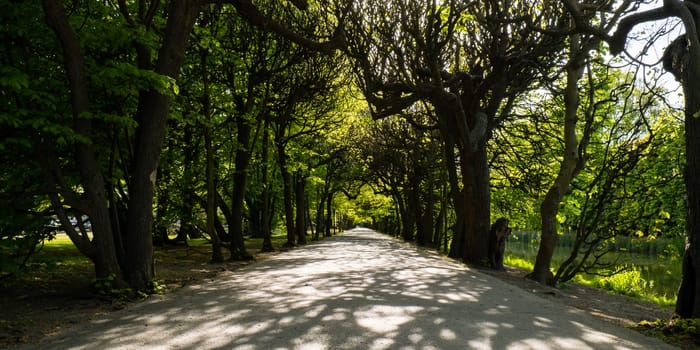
[25,228,676,349]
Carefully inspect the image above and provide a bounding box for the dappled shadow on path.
[27,228,672,350]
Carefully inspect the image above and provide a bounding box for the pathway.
[24,228,676,349]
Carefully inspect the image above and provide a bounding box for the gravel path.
[24,228,676,350]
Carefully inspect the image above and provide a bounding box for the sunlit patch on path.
[21,228,676,350]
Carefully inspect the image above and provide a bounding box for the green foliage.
[150,280,168,295]
[92,274,132,299]
[636,318,700,349]
[338,186,393,226]
[587,268,649,298]
[507,231,682,307]
[0,236,38,278]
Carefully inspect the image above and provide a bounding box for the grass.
[505,231,682,307]
[2,231,299,291]
[5,230,681,307]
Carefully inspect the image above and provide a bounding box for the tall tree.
[529,2,632,283]
[37,0,343,291]
[565,0,700,319]
[344,0,567,264]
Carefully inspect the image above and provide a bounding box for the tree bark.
[229,116,253,260]
[530,34,587,285]
[42,0,124,283]
[124,0,200,290]
[457,142,491,264]
[277,142,296,246]
[294,172,307,244]
[676,41,700,317]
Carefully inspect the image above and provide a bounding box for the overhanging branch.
[221,0,345,54]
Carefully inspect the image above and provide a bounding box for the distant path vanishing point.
[22,228,676,350]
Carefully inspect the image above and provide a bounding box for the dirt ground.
[479,266,674,327]
[0,243,674,349]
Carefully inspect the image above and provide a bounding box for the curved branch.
[664,0,700,53]
[223,0,345,54]
[607,0,700,56]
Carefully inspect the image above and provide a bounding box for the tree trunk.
[229,116,253,260]
[205,118,224,263]
[676,41,700,317]
[419,176,435,247]
[315,187,326,240]
[124,0,200,291]
[530,33,588,285]
[177,125,198,241]
[153,166,170,246]
[42,0,124,283]
[260,121,274,252]
[396,193,412,241]
[202,47,224,263]
[457,143,490,265]
[294,172,307,244]
[325,193,333,237]
[278,143,295,246]
[440,127,466,259]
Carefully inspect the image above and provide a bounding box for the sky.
[619,0,684,108]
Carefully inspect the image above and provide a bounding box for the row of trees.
[337,0,696,319]
[3,0,700,319]
[0,1,353,291]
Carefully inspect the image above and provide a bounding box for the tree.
[35,0,344,291]
[565,0,700,319]
[0,2,71,279]
[268,47,345,245]
[344,0,568,264]
[354,112,444,245]
[529,2,633,283]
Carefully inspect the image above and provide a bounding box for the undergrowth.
[636,318,700,350]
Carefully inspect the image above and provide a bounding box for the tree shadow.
[24,228,674,350]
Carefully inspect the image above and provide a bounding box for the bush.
[592,268,649,297]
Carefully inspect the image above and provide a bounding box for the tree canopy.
[0,0,695,319]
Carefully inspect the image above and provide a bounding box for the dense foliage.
[0,0,695,319]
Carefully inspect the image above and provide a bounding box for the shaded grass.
[0,231,318,348]
[4,231,296,292]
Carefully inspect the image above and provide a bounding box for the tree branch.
[609,6,673,55]
[219,0,345,54]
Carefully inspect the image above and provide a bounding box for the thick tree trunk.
[676,50,700,317]
[124,1,200,290]
[458,143,490,265]
[42,0,124,283]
